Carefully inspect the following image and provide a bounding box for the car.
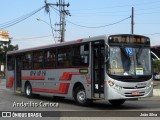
[153,74,160,80]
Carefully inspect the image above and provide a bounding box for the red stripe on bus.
[32,83,70,94]
[22,76,45,80]
[59,72,91,84]
[59,72,79,80]
[6,76,14,88]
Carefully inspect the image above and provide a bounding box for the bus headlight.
[108,80,122,91]
[114,85,123,91]
[108,80,114,86]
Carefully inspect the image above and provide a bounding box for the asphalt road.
[0,79,160,120]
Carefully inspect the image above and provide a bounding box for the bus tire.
[109,99,126,106]
[74,86,92,106]
[25,83,33,98]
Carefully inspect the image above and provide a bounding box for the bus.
[6,34,153,106]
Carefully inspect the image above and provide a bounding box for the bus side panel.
[57,69,91,98]
[21,69,91,98]
[6,70,15,91]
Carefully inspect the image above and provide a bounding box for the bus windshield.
[108,46,151,76]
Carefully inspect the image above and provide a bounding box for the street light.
[36,18,51,27]
[36,18,56,43]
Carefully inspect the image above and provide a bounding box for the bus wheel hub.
[26,86,31,95]
[77,90,85,102]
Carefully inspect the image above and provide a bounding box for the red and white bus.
[6,34,153,106]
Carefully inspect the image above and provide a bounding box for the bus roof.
[7,34,150,55]
[7,35,107,55]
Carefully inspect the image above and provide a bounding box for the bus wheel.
[25,83,33,98]
[109,99,126,106]
[74,86,92,106]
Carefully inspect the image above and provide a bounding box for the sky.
[0,0,160,49]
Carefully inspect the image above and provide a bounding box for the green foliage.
[152,60,160,73]
[0,40,18,64]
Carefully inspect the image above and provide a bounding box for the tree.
[152,60,160,74]
[0,39,18,64]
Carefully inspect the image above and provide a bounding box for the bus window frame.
[71,42,90,68]
[57,45,72,68]
[7,54,15,71]
[7,42,91,70]
[23,52,33,70]
[44,48,56,69]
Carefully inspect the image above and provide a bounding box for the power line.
[0,6,45,29]
[70,0,160,11]
[45,0,70,42]
[136,23,160,24]
[70,6,160,18]
[66,16,131,28]
[50,6,131,28]
[44,3,57,43]
[12,32,160,41]
[13,35,53,41]
[71,6,160,15]
[143,33,160,35]
[136,11,160,16]
[70,6,160,17]
[12,32,160,42]
[48,10,56,43]
[50,6,62,17]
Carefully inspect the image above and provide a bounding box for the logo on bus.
[30,70,46,76]
[125,48,133,56]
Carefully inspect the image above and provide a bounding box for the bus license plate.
[132,91,140,95]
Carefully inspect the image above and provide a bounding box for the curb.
[153,89,160,96]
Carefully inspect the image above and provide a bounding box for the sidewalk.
[139,96,160,101]
[153,89,160,96]
[153,80,160,96]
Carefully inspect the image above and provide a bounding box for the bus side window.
[33,51,43,69]
[44,49,56,68]
[72,44,89,67]
[23,52,32,69]
[57,46,71,68]
[7,55,15,70]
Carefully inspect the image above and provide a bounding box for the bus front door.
[15,55,22,93]
[91,41,104,98]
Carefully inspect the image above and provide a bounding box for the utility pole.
[131,7,134,34]
[45,0,70,42]
[61,0,65,42]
